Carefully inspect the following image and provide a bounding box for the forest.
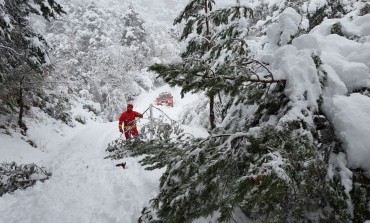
[1,0,370,222]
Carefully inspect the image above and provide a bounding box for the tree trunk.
[18,77,26,132]
[209,94,215,130]
[204,0,212,50]
[204,0,215,129]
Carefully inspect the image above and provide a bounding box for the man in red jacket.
[118,103,143,139]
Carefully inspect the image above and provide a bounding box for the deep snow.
[2,2,370,222]
[0,86,208,223]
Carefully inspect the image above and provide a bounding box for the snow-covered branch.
[0,44,22,55]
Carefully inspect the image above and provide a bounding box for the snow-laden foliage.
[121,0,370,222]
[0,162,51,197]
[0,0,64,129]
[141,118,183,141]
[123,84,350,222]
[138,206,162,223]
[45,0,180,121]
[120,3,147,46]
[106,111,185,161]
[31,89,74,126]
[179,94,210,128]
[150,0,256,129]
[1,0,181,128]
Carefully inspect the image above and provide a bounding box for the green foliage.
[109,82,349,222]
[0,0,64,124]
[307,0,347,31]
[83,104,100,116]
[330,22,344,36]
[149,62,249,98]
[311,54,329,90]
[150,0,255,99]
[138,206,164,223]
[209,5,253,60]
[176,2,211,57]
[0,0,64,72]
[105,135,194,170]
[238,127,332,222]
[326,176,351,222]
[351,169,370,222]
[173,0,215,55]
[359,3,370,16]
[0,162,51,197]
[32,91,74,126]
[140,118,183,142]
[120,4,147,46]
[125,1,362,222]
[174,0,215,31]
[32,0,65,21]
[150,0,256,130]
[212,5,253,26]
[149,63,208,97]
[105,138,131,160]
[353,88,370,97]
[118,124,349,222]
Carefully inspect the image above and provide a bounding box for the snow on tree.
[150,0,218,130]
[150,0,256,130]
[89,46,143,121]
[0,0,64,129]
[44,0,179,121]
[0,162,51,197]
[120,4,147,47]
[112,0,370,222]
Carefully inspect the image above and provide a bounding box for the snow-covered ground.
[0,85,208,223]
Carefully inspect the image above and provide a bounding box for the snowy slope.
[0,122,162,223]
[0,86,208,223]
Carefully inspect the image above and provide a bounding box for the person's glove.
[119,128,123,133]
[139,115,143,118]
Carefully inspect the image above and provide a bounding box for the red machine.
[156,92,174,107]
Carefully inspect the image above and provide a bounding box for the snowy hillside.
[0,86,209,223]
[1,0,370,222]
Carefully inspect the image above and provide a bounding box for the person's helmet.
[127,103,133,109]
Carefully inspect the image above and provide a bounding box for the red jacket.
[119,110,142,127]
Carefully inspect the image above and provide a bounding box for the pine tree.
[76,2,111,51]
[0,0,64,128]
[0,0,64,73]
[114,2,357,222]
[116,81,349,222]
[120,4,147,46]
[150,0,257,130]
[119,4,150,74]
[45,1,178,121]
[150,0,216,129]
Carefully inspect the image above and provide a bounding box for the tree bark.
[18,77,26,131]
[209,94,216,130]
[204,0,216,130]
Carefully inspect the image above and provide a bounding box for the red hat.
[127,103,133,108]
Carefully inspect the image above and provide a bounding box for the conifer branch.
[248,79,286,84]
[0,44,22,55]
[251,59,274,81]
[199,132,250,146]
[220,75,285,84]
